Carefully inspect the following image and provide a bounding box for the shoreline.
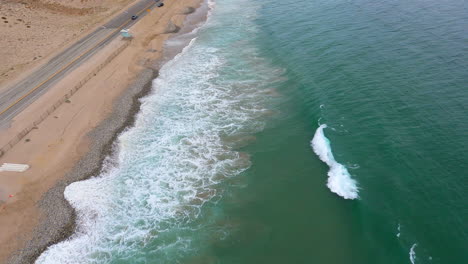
[10,5,207,262]
[10,68,157,264]
[1,0,208,263]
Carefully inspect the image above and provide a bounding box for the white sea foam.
[410,243,417,264]
[36,0,284,262]
[311,124,359,199]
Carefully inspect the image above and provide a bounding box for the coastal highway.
[0,0,161,127]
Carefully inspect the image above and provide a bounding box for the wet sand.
[0,0,205,262]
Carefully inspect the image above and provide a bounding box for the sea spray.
[410,243,418,264]
[36,0,285,262]
[311,124,359,199]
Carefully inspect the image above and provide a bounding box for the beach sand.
[0,0,136,89]
[0,0,204,262]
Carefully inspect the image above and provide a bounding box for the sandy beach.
[0,0,204,262]
[0,0,136,89]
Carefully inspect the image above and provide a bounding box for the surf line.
[311,124,359,200]
[409,243,417,264]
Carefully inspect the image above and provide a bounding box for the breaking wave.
[410,243,417,264]
[311,124,359,199]
[36,0,284,262]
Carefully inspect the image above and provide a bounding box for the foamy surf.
[311,124,359,199]
[410,243,417,264]
[35,0,284,262]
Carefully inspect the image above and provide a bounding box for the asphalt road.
[0,0,160,127]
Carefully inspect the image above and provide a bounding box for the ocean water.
[37,0,467,263]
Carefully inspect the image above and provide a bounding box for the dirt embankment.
[0,0,135,88]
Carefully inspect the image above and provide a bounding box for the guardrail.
[0,40,131,158]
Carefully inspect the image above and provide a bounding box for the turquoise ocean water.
[37,0,467,263]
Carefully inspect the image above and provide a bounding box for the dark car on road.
[157,3,164,7]
[131,15,138,20]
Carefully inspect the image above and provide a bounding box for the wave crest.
[311,124,359,199]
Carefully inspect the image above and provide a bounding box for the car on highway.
[131,15,138,20]
[157,3,164,7]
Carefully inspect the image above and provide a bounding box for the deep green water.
[37,0,467,263]
[241,0,467,263]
